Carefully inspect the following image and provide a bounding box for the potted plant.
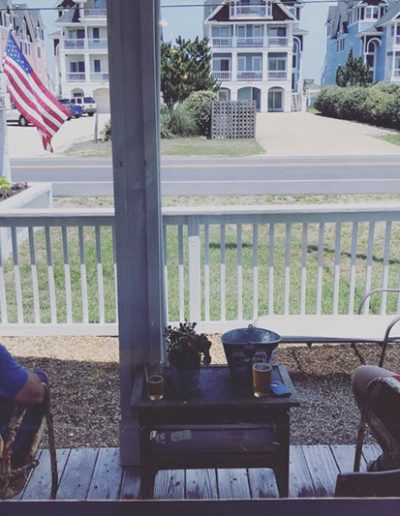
[165,321,212,398]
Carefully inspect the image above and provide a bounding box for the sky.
[27,0,332,83]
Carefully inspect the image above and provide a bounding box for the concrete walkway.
[7,114,110,158]
[256,112,400,156]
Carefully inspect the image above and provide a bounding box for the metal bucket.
[221,324,281,381]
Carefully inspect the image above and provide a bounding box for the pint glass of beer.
[252,362,272,398]
[145,362,165,401]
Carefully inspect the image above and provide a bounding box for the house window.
[213,57,230,72]
[212,26,232,37]
[70,61,85,73]
[94,59,101,72]
[236,25,263,38]
[269,26,287,37]
[93,27,100,40]
[268,57,286,71]
[238,55,262,71]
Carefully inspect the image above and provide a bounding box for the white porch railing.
[268,37,289,47]
[66,73,86,82]
[88,39,108,49]
[237,37,264,48]
[237,71,262,80]
[64,39,85,50]
[84,9,107,18]
[212,37,232,48]
[212,71,232,81]
[268,71,287,80]
[90,72,110,82]
[2,204,400,335]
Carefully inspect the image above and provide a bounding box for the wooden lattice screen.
[211,100,256,139]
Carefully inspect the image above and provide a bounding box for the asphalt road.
[10,155,400,196]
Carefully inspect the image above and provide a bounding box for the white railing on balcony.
[230,5,272,18]
[212,71,232,81]
[395,36,400,45]
[237,71,263,80]
[64,39,85,50]
[212,37,232,48]
[66,73,86,82]
[2,204,400,335]
[84,9,107,18]
[88,39,108,49]
[394,69,400,77]
[90,72,110,82]
[268,37,289,47]
[237,37,264,48]
[268,71,287,80]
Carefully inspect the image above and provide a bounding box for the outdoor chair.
[0,386,58,500]
[335,376,400,497]
[255,288,400,368]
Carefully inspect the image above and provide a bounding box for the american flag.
[2,32,70,152]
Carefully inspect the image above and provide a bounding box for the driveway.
[6,114,110,158]
[256,112,400,156]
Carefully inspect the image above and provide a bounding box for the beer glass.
[252,362,272,398]
[145,362,165,401]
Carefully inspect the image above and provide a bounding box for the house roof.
[375,2,400,27]
[55,8,80,24]
[204,0,295,23]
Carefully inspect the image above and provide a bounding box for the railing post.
[188,216,201,323]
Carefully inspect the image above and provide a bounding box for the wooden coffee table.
[131,364,300,497]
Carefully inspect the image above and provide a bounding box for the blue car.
[59,99,83,119]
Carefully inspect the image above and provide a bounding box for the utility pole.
[0,72,11,181]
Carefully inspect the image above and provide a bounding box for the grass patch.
[160,137,265,157]
[379,132,400,147]
[63,137,265,158]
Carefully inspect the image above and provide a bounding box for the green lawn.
[64,136,265,158]
[380,132,400,146]
[160,137,265,157]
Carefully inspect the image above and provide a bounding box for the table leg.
[274,410,290,498]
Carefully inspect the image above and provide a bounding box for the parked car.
[58,99,84,119]
[6,105,29,126]
[70,96,97,116]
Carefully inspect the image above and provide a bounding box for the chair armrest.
[335,469,400,497]
[358,288,400,314]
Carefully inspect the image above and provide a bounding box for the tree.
[336,50,373,87]
[161,36,219,112]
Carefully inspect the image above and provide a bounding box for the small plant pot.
[170,366,200,399]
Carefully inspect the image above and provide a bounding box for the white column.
[84,25,91,86]
[108,0,164,466]
[0,73,11,181]
[231,50,237,81]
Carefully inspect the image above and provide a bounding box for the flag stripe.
[3,33,69,152]
[5,57,67,130]
[5,59,59,133]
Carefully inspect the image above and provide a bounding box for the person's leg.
[352,365,399,470]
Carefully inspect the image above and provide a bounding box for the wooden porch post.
[107,0,164,465]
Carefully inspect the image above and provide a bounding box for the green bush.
[102,119,112,141]
[161,106,172,138]
[168,105,198,136]
[183,90,217,137]
[314,85,400,130]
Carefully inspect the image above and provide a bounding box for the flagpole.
[0,71,11,181]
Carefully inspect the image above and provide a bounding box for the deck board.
[18,444,381,501]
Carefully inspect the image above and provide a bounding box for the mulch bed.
[3,336,397,448]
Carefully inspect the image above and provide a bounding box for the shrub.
[183,90,217,137]
[168,104,198,136]
[102,119,112,141]
[314,85,400,130]
[160,106,172,138]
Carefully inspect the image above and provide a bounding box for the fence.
[1,204,400,335]
[211,101,256,139]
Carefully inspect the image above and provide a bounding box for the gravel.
[3,336,396,448]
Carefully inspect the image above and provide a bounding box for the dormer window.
[349,2,388,25]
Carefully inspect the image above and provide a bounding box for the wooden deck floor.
[12,444,381,501]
